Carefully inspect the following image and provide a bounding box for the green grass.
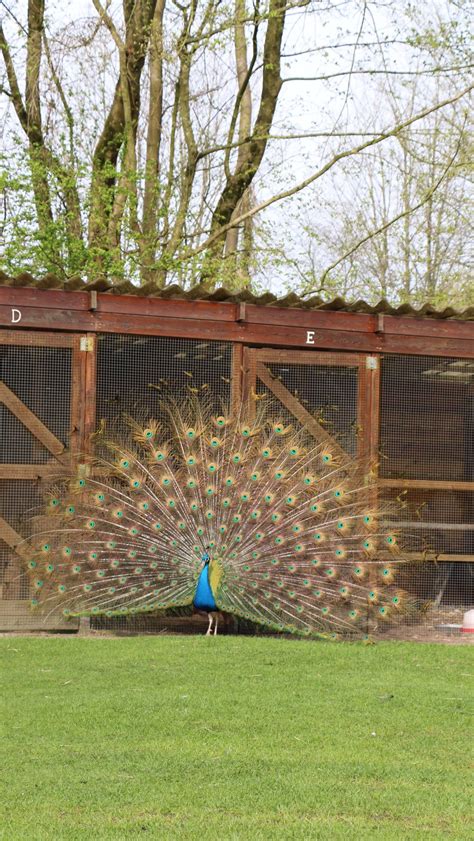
[0,636,472,840]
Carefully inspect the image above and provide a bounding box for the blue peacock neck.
[193,553,217,611]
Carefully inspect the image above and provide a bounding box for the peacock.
[24,398,407,637]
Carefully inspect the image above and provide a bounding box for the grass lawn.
[0,636,472,840]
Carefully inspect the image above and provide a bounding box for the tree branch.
[0,23,28,131]
[283,65,474,83]
[316,129,466,291]
[188,82,473,260]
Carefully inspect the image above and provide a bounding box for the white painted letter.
[306,330,315,345]
[11,308,22,324]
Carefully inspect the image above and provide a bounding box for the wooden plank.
[82,332,97,450]
[230,343,244,415]
[247,307,374,333]
[100,294,237,322]
[0,329,76,348]
[255,348,360,366]
[2,287,471,340]
[381,314,474,341]
[385,552,474,563]
[0,465,69,479]
[357,357,381,588]
[0,287,235,321]
[386,521,474,531]
[256,361,350,461]
[245,304,474,341]
[70,345,84,458]
[357,359,370,465]
[0,515,29,556]
[0,287,90,311]
[0,381,67,462]
[368,359,381,472]
[1,306,473,357]
[379,478,474,492]
[242,347,257,421]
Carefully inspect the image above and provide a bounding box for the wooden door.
[242,347,379,471]
[0,331,87,629]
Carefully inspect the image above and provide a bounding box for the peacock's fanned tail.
[24,400,406,634]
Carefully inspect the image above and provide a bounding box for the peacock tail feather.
[24,398,407,635]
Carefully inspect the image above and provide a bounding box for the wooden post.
[70,340,85,464]
[82,333,97,452]
[242,347,257,421]
[358,355,382,630]
[357,354,381,477]
[230,343,244,415]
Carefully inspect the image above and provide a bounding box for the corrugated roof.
[1,271,472,320]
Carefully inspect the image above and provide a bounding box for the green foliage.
[0,149,87,278]
[0,636,471,840]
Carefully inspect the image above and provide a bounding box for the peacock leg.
[213,613,218,636]
[205,613,213,635]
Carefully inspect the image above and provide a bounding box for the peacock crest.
[24,399,406,636]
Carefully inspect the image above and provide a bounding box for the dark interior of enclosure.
[96,334,232,429]
[397,562,473,610]
[378,354,473,607]
[384,487,473,556]
[380,355,474,482]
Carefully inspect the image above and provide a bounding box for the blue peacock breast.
[193,564,217,611]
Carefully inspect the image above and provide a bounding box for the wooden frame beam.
[385,521,474,531]
[0,329,77,347]
[82,333,97,449]
[389,552,474,563]
[0,515,29,556]
[379,478,474,492]
[0,465,69,479]
[357,355,380,471]
[254,348,360,365]
[1,287,472,357]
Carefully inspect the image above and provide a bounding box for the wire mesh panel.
[264,362,359,455]
[379,353,473,633]
[234,351,365,638]
[385,488,473,556]
[0,481,45,599]
[0,345,72,464]
[380,355,474,482]
[396,563,473,610]
[93,334,233,634]
[96,334,232,429]
[0,339,77,629]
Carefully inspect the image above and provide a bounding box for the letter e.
[306,330,315,345]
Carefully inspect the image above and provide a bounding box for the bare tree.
[295,78,473,307]
[0,0,472,300]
